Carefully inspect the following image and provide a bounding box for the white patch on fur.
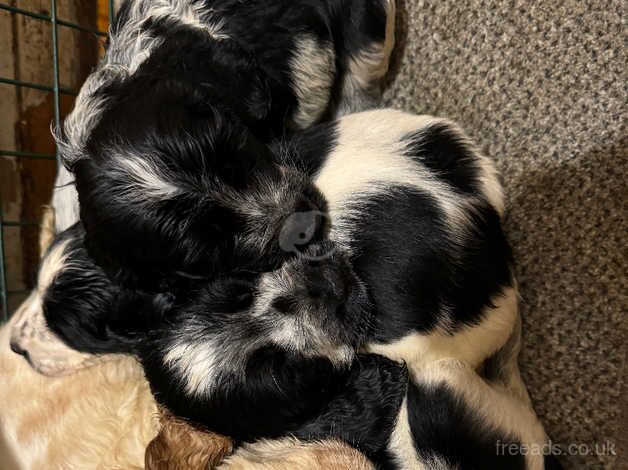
[290,35,336,129]
[413,359,547,470]
[163,338,221,396]
[254,269,355,367]
[365,287,518,371]
[37,239,71,290]
[57,66,126,166]
[109,154,182,203]
[51,165,80,233]
[57,0,228,165]
[388,398,423,469]
[314,109,478,243]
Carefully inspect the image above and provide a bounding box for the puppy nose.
[10,340,28,358]
[304,259,350,302]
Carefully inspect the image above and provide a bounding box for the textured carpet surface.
[382,1,626,469]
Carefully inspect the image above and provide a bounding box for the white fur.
[290,36,336,129]
[50,165,79,233]
[365,287,518,371]
[388,398,423,470]
[163,338,222,396]
[110,153,182,203]
[413,359,548,470]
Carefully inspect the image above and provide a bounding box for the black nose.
[10,340,28,358]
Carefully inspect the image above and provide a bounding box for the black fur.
[407,380,525,469]
[61,0,393,292]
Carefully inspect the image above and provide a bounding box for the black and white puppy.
[143,109,523,398]
[18,108,525,400]
[55,0,396,291]
[10,109,555,467]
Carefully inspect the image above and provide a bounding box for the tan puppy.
[145,411,234,469]
[0,208,159,469]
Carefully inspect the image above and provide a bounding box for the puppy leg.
[334,0,396,115]
[145,410,233,470]
[413,358,548,470]
[482,314,534,407]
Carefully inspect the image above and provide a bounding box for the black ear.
[242,71,272,123]
[294,354,408,459]
[42,223,149,355]
[42,226,122,354]
[143,345,347,443]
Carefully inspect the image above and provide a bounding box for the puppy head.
[65,76,327,291]
[8,225,115,375]
[10,223,161,375]
[139,245,371,439]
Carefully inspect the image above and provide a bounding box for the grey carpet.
[382,1,626,469]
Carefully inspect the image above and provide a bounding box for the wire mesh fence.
[0,0,113,321]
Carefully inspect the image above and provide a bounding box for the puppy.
[135,108,526,425]
[5,189,369,470]
[15,109,539,444]
[19,109,520,381]
[0,207,160,470]
[55,0,396,292]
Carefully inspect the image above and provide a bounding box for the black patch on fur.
[348,186,513,340]
[294,354,407,467]
[141,343,346,442]
[407,380,526,470]
[403,123,481,195]
[42,224,163,354]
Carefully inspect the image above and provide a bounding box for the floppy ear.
[294,354,408,459]
[41,223,160,356]
[142,345,347,443]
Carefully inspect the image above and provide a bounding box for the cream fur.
[0,207,160,469]
[0,306,160,470]
[220,438,374,470]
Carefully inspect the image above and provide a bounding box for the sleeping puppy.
[10,108,547,465]
[55,0,396,292]
[139,108,524,405]
[15,109,521,388]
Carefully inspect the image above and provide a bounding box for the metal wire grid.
[0,0,114,321]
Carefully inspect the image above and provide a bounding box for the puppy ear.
[41,223,141,355]
[148,346,347,443]
[294,354,408,456]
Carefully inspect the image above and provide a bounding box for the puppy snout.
[302,253,353,304]
[10,339,28,359]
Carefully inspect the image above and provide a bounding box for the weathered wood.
[0,0,103,316]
